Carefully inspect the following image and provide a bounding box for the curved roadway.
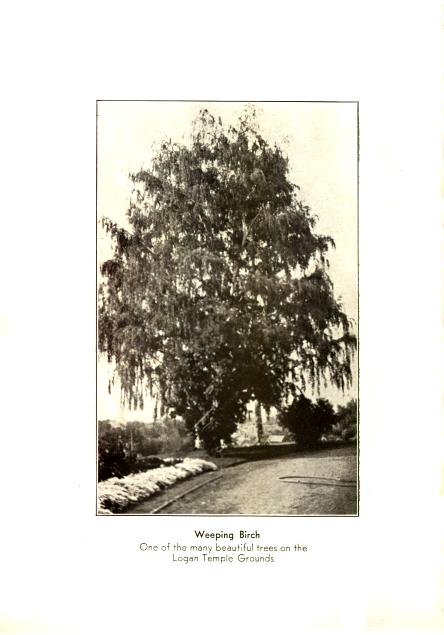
[128,445,357,516]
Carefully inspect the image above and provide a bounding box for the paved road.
[128,445,358,516]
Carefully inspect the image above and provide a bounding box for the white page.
[0,2,442,634]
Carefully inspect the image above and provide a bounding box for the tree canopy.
[98,106,356,449]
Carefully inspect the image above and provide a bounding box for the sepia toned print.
[97,101,358,516]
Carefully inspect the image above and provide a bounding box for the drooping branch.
[98,105,356,448]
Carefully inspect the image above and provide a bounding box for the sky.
[97,101,358,420]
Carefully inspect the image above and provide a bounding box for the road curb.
[150,473,224,514]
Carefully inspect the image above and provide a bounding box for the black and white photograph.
[1,0,443,632]
[97,101,359,516]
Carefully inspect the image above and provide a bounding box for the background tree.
[315,398,337,432]
[333,398,357,440]
[279,395,336,448]
[98,107,356,450]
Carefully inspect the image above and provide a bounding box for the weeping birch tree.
[98,107,356,450]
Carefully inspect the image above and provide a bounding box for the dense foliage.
[98,107,356,450]
[98,458,217,513]
[279,395,337,447]
[98,419,193,480]
[332,399,357,440]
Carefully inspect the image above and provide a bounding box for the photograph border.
[95,99,360,518]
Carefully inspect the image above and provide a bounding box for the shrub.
[279,395,336,448]
[97,458,217,514]
[335,399,357,440]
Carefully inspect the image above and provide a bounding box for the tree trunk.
[255,401,264,443]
